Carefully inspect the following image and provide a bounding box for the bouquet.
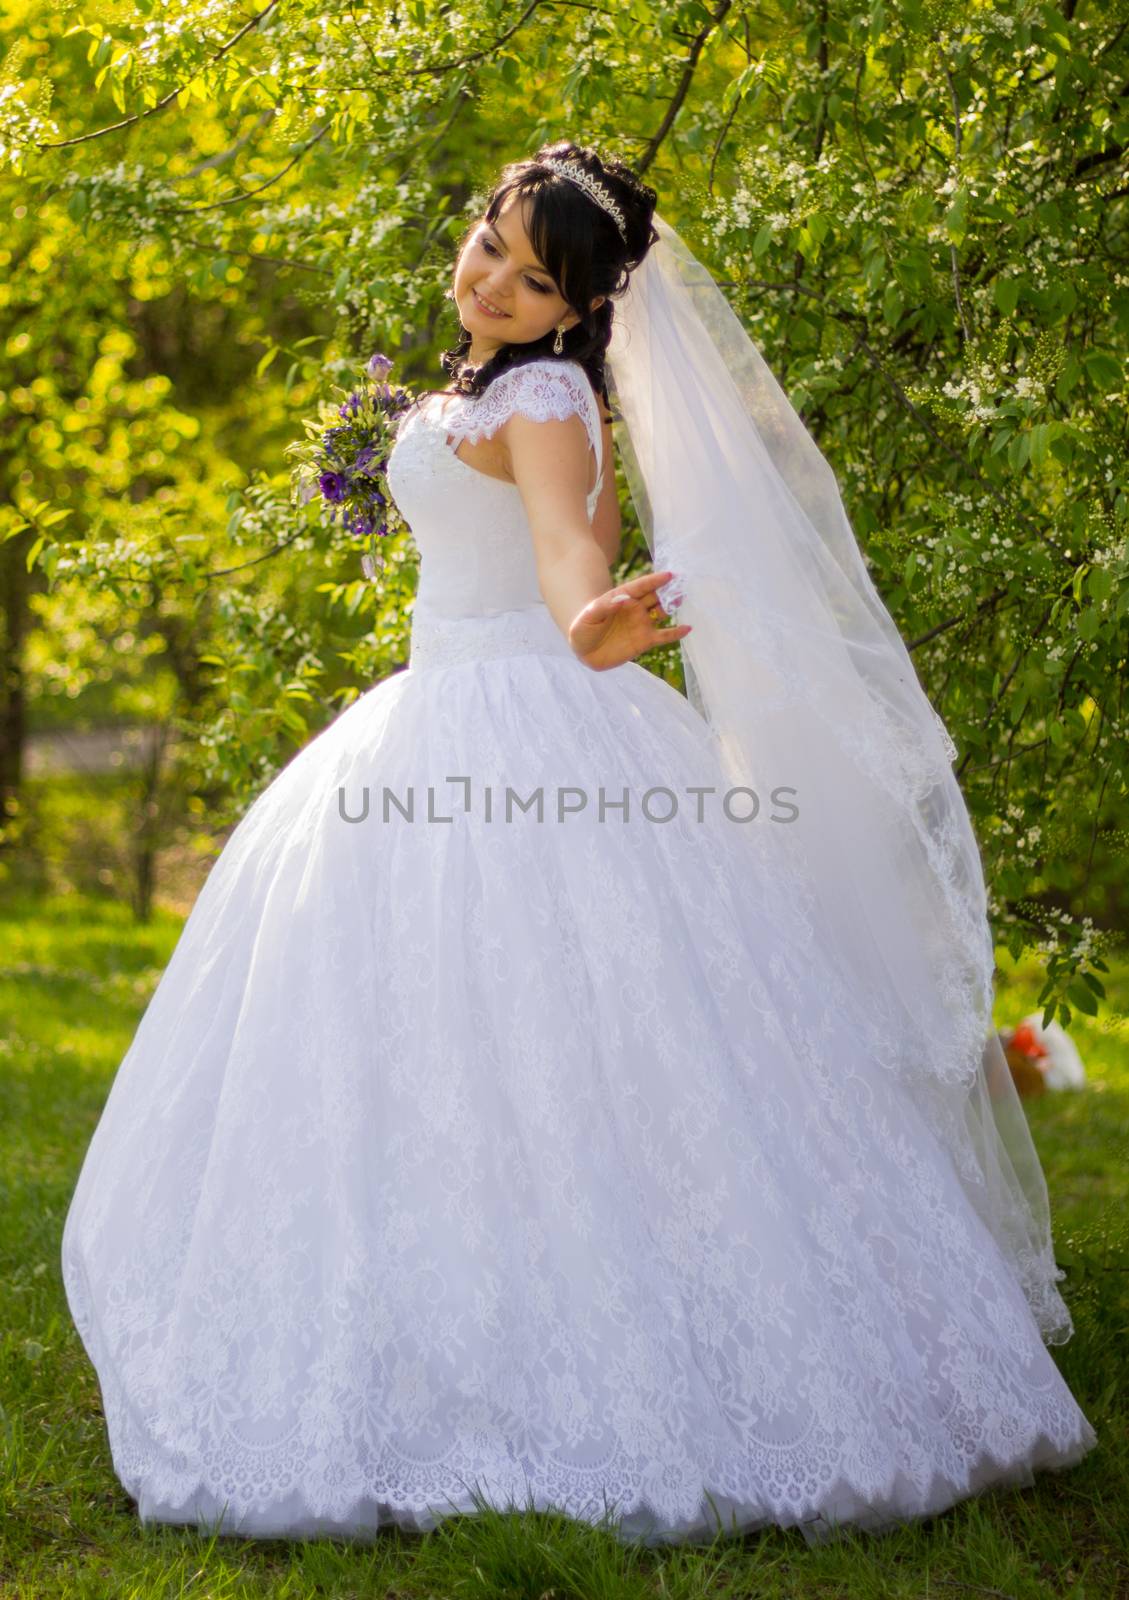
[288,352,415,580]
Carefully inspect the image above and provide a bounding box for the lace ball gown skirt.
[62,602,1098,1548]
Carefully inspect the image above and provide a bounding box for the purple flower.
[319,470,350,503]
[367,352,393,377]
[321,426,345,458]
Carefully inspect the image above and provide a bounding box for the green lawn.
[1,890,1126,1599]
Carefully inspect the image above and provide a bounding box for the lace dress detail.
[61,352,1099,1550]
[438,357,606,515]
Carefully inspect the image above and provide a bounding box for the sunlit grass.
[1,890,1125,1598]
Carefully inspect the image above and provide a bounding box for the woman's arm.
[503,408,613,637]
[503,409,690,671]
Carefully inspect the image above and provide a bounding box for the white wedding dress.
[62,357,1097,1548]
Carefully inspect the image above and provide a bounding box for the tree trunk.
[0,528,30,850]
[130,721,171,924]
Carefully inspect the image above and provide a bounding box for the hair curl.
[436,140,659,414]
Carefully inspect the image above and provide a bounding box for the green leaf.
[1066,980,1098,1017]
[994,276,1020,316]
[1029,422,1053,468]
[943,184,969,243]
[67,187,88,222]
[722,63,756,116]
[1049,429,1075,465]
[1083,349,1121,389]
[864,250,886,291]
[1077,607,1100,641]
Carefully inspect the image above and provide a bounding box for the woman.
[62,139,1097,1549]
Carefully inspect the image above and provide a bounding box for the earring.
[553,323,565,354]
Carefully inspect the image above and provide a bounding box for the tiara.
[539,157,628,242]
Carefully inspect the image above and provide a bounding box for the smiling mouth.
[472,287,511,318]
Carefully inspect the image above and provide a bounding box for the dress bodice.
[386,359,606,639]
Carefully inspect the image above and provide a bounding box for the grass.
[1,888,1126,1599]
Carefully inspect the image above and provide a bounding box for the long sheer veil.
[606,214,1074,1346]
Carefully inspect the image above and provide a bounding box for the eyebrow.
[485,222,553,281]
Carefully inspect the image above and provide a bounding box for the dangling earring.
[553,323,566,355]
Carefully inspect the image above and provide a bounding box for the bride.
[62,139,1098,1548]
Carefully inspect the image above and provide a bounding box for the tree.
[1,0,1125,1023]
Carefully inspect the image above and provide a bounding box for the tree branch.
[906,584,1011,651]
[159,122,331,214]
[963,737,1050,774]
[708,89,742,195]
[728,275,1073,566]
[944,64,972,345]
[637,0,732,175]
[404,0,545,76]
[35,0,284,150]
[954,601,1055,780]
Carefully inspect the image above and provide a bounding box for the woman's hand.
[568,570,692,672]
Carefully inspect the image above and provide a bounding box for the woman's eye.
[479,236,550,293]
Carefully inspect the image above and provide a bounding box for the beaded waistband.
[409,603,577,673]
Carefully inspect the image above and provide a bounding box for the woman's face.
[451,191,601,362]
